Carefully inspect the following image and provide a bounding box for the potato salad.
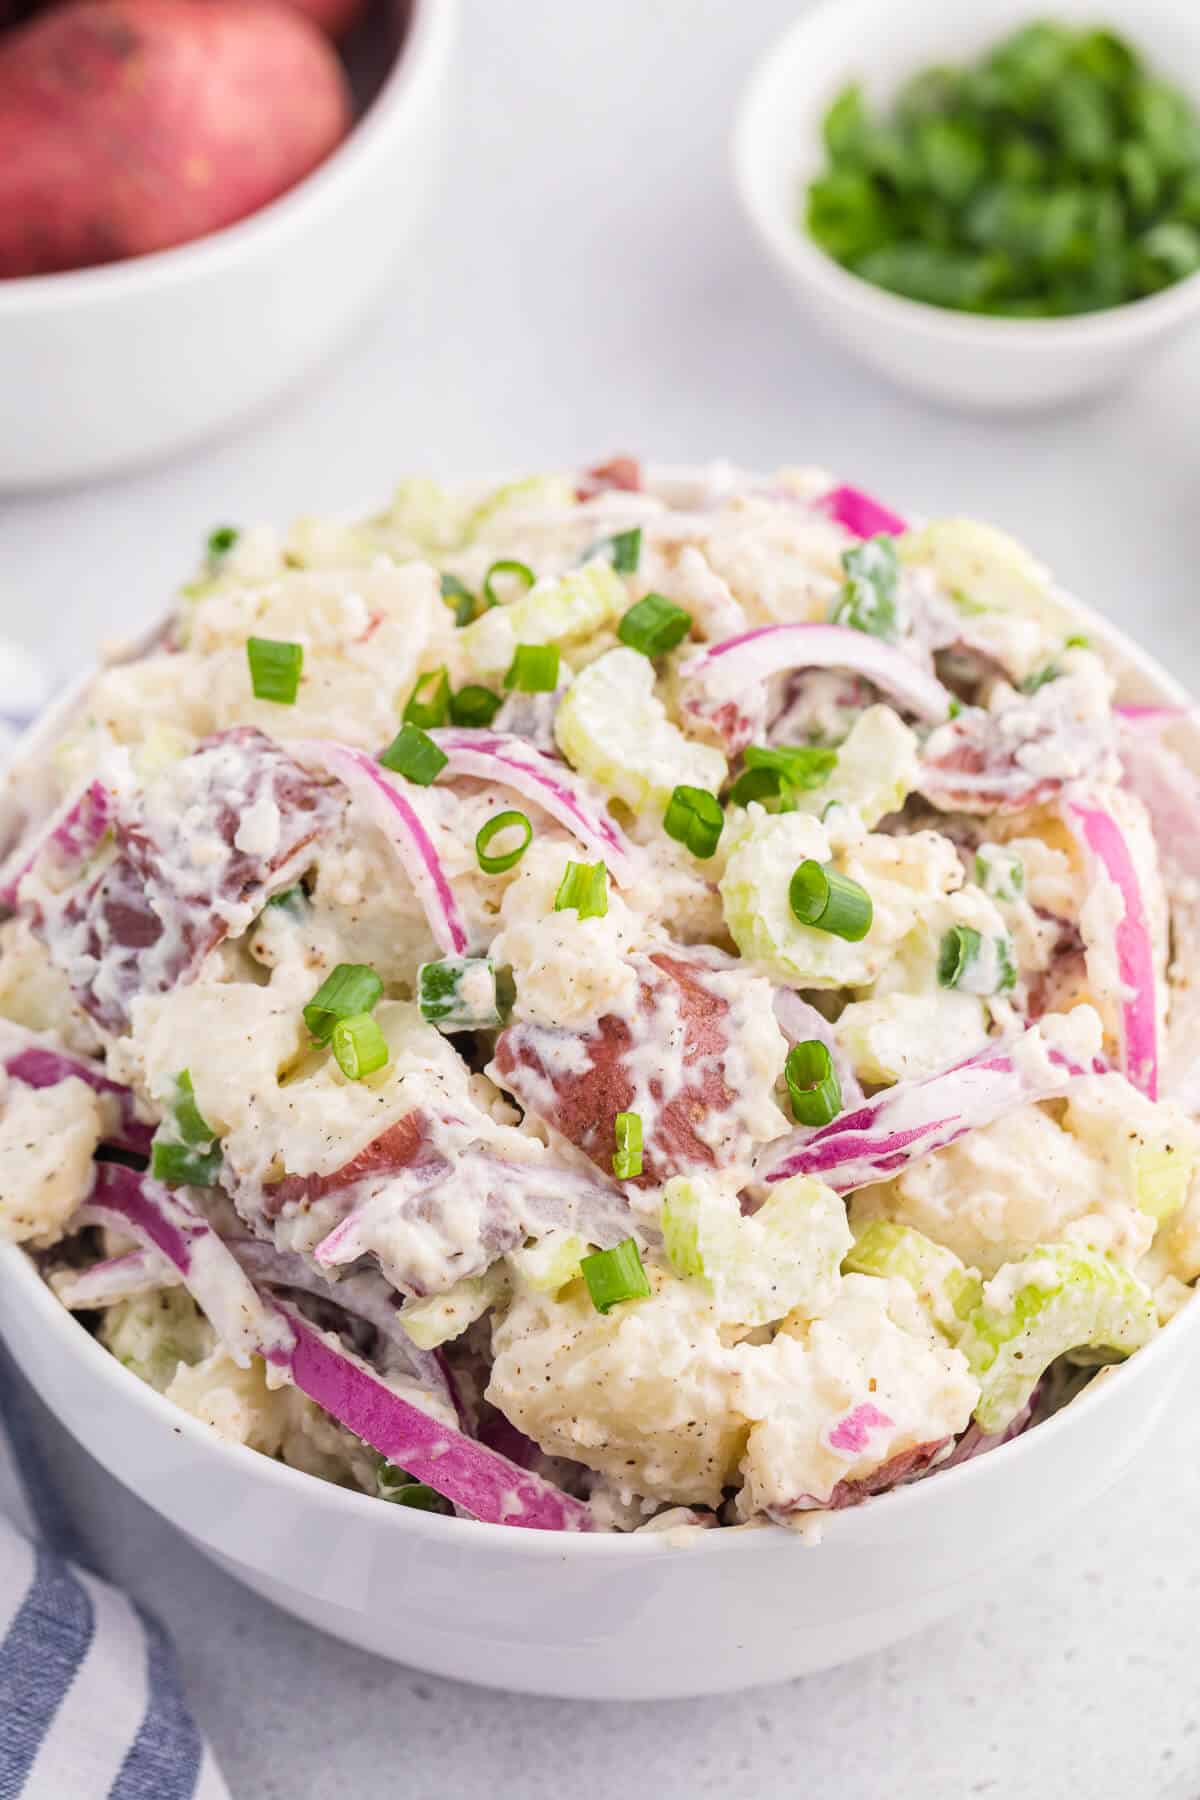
[2,458,1197,1533]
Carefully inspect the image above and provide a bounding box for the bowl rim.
[4,519,1198,1558]
[732,0,1200,349]
[0,0,454,315]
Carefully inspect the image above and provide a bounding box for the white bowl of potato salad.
[1,457,1199,1697]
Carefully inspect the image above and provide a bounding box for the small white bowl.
[0,0,455,492]
[733,0,1200,412]
[0,573,1195,1699]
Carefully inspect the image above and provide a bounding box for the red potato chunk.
[0,0,351,277]
[575,456,642,501]
[493,951,757,1187]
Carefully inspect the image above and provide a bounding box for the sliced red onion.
[772,989,864,1109]
[69,1170,591,1529]
[815,484,907,540]
[760,1028,1104,1192]
[226,1237,454,1407]
[937,1392,1037,1470]
[0,777,114,910]
[294,740,469,956]
[1114,703,1189,734]
[429,729,639,887]
[679,624,952,725]
[275,1300,594,1532]
[53,1244,179,1309]
[1059,787,1160,1099]
[0,1019,153,1154]
[75,1164,292,1369]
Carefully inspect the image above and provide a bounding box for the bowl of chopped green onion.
[733,0,1200,410]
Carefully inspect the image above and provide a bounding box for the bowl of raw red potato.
[0,0,454,487]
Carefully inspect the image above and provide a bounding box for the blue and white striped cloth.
[0,644,228,1798]
[0,1346,230,1799]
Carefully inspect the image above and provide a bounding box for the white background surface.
[4,1,1200,1793]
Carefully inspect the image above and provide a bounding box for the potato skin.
[0,0,352,276]
[278,0,366,41]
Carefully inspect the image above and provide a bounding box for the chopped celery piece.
[844,1220,982,1339]
[100,1289,212,1393]
[1133,1142,1193,1222]
[960,1245,1157,1432]
[465,474,576,539]
[508,1230,589,1294]
[398,1270,504,1349]
[457,562,624,680]
[661,1175,850,1326]
[554,646,727,811]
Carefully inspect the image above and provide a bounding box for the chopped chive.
[403,667,452,729]
[150,1140,223,1189]
[206,525,239,560]
[483,560,536,609]
[418,956,503,1028]
[378,723,447,785]
[617,593,693,657]
[788,860,873,941]
[331,1012,390,1081]
[580,1237,652,1313]
[553,860,609,920]
[441,572,476,627]
[612,1111,644,1180]
[450,684,503,728]
[505,644,560,692]
[938,924,982,988]
[784,1039,842,1127]
[663,785,724,860]
[1065,633,1090,648]
[476,809,533,874]
[173,1071,216,1148]
[246,636,303,705]
[586,526,643,574]
[303,963,383,1042]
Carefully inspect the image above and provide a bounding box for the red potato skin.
[277,0,365,40]
[0,0,352,277]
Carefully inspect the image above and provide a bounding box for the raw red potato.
[494,951,752,1188]
[0,0,351,277]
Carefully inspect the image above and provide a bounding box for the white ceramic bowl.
[0,570,1195,1698]
[0,0,455,492]
[733,0,1200,412]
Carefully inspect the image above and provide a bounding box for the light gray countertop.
[4,2,1200,1793]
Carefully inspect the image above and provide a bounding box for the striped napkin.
[0,1348,230,1798]
[0,647,230,1798]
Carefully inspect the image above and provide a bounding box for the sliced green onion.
[1065,633,1090,649]
[617,593,693,657]
[378,723,447,785]
[483,560,536,609]
[995,935,1018,992]
[975,843,1025,901]
[332,1012,390,1081]
[832,536,901,641]
[246,636,303,705]
[403,667,451,729]
[265,884,307,917]
[580,1237,652,1313]
[663,785,724,859]
[418,956,504,1028]
[441,572,476,628]
[476,810,533,874]
[612,1111,644,1180]
[450,684,503,728]
[1021,662,1061,694]
[150,1140,223,1189]
[377,1462,449,1511]
[553,860,608,920]
[745,744,838,790]
[586,526,642,574]
[788,860,873,941]
[173,1070,216,1148]
[785,1039,843,1127]
[303,963,383,1042]
[504,644,560,693]
[938,924,983,989]
[728,765,790,809]
[206,525,238,560]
